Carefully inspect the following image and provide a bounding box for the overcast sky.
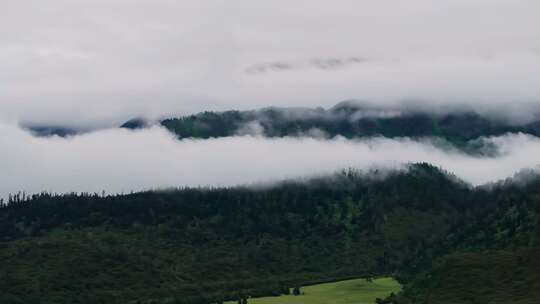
[2,0,540,127]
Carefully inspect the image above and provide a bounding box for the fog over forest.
[1,122,539,199]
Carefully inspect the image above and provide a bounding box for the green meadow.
[226,278,401,304]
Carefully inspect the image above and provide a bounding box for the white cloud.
[1,124,539,199]
[2,1,540,198]
[1,0,540,127]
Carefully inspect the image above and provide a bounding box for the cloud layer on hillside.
[2,0,540,127]
[1,124,539,199]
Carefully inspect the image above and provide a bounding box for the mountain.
[120,118,150,130]
[24,125,81,137]
[1,163,540,303]
[155,102,539,139]
[24,102,540,151]
[124,102,540,155]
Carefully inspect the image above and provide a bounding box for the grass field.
[226,278,401,304]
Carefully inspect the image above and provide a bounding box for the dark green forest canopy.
[23,102,540,158]
[387,249,540,304]
[27,102,540,155]
[153,103,540,150]
[1,163,540,303]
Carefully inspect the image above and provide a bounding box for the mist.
[2,0,540,127]
[2,123,539,199]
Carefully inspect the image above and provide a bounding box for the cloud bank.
[1,0,540,127]
[1,124,539,199]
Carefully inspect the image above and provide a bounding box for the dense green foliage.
[28,103,540,157]
[156,103,540,154]
[1,163,540,303]
[387,249,540,304]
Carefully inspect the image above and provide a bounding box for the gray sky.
[2,0,540,127]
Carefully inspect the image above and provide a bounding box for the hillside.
[155,103,540,152]
[1,164,540,303]
[387,249,540,304]
[27,102,540,157]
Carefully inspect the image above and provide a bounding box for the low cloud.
[1,124,539,199]
[245,57,367,74]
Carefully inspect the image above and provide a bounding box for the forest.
[149,102,540,155]
[30,102,540,157]
[1,163,539,303]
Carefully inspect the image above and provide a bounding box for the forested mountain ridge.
[1,163,540,303]
[152,102,540,145]
[24,125,82,137]
[26,102,540,151]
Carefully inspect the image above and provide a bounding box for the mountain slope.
[2,164,540,303]
[25,102,540,151]
[388,249,540,304]
[156,103,540,147]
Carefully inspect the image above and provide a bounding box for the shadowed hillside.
[153,103,540,155]
[386,249,540,304]
[1,164,540,303]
